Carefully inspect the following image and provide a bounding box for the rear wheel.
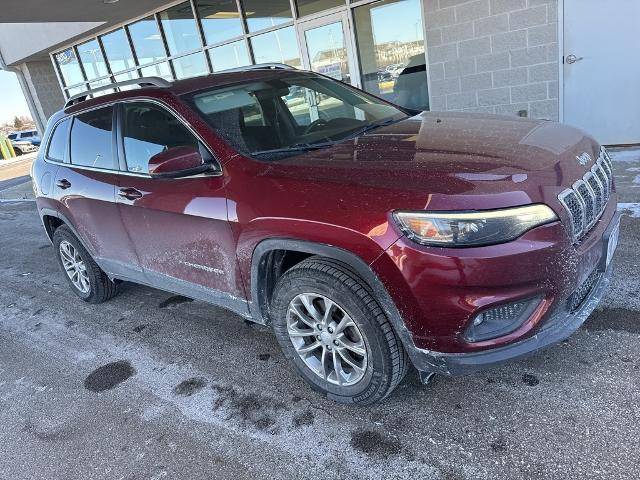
[271,256,408,405]
[52,225,118,304]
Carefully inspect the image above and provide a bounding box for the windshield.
[187,73,408,158]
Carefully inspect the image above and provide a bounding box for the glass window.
[295,0,343,18]
[159,2,202,56]
[8,134,17,140]
[88,78,115,98]
[140,61,173,80]
[242,0,292,32]
[188,72,405,156]
[22,131,34,138]
[304,21,351,84]
[250,27,301,68]
[66,85,86,98]
[172,52,209,79]
[208,41,251,72]
[70,107,114,170]
[47,119,70,162]
[122,103,200,173]
[195,0,243,45]
[114,70,140,91]
[128,16,167,65]
[353,0,428,111]
[100,28,135,73]
[55,48,85,87]
[77,39,109,81]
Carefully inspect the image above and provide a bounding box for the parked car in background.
[32,66,619,405]
[9,129,41,146]
[9,138,37,155]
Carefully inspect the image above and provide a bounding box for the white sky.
[0,70,31,124]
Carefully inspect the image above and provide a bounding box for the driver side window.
[121,103,200,174]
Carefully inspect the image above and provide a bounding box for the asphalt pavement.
[0,150,639,479]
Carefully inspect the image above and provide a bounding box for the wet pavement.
[0,149,638,479]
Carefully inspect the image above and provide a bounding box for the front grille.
[567,268,602,312]
[558,146,614,242]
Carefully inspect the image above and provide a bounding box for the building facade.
[1,0,638,145]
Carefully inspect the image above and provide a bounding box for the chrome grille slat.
[557,147,614,243]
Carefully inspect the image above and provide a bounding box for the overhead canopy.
[0,0,169,65]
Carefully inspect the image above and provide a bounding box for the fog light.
[464,297,542,343]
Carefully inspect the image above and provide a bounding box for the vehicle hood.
[257,111,600,210]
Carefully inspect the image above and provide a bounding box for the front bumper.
[409,211,619,376]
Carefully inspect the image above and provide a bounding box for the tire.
[52,225,118,304]
[271,256,409,405]
[14,148,23,156]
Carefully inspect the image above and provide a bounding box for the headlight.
[393,204,558,247]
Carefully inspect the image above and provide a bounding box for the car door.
[114,101,247,313]
[52,105,143,281]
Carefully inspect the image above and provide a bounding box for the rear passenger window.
[8,134,16,140]
[122,103,199,174]
[47,119,70,162]
[70,106,115,170]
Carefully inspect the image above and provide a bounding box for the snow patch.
[618,203,640,218]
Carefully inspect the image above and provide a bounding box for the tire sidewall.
[272,268,393,403]
[53,227,97,301]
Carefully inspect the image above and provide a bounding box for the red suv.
[32,66,619,404]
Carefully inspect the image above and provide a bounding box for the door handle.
[56,179,71,189]
[118,187,144,200]
[565,54,583,65]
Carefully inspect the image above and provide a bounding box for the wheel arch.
[249,238,419,361]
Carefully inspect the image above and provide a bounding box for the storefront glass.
[77,39,109,81]
[353,0,428,111]
[208,41,251,72]
[100,28,135,73]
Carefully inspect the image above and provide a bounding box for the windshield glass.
[187,73,407,158]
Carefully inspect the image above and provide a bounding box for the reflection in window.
[122,103,199,173]
[242,0,292,32]
[55,48,85,87]
[77,39,109,81]
[100,29,135,73]
[353,0,428,111]
[304,22,350,84]
[159,2,202,56]
[295,0,343,18]
[250,27,301,68]
[195,0,243,46]
[172,52,209,79]
[208,41,250,72]
[128,16,167,65]
[70,107,114,170]
[140,61,173,80]
[88,78,116,98]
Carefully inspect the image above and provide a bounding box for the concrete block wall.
[425,0,559,120]
[20,60,65,130]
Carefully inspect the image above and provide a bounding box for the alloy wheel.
[59,240,90,294]
[286,293,368,386]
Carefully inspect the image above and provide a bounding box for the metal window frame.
[50,0,430,105]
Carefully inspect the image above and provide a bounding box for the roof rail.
[64,76,172,108]
[220,63,296,74]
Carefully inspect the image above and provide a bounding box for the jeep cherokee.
[31,66,619,404]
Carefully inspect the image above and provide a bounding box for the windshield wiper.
[250,141,337,156]
[340,117,403,141]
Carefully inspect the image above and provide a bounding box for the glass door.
[296,12,358,87]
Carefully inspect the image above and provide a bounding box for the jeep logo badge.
[576,153,591,166]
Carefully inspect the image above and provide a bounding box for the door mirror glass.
[148,146,208,178]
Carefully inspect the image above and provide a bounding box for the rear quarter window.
[46,119,71,162]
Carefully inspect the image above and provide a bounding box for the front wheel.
[271,257,408,405]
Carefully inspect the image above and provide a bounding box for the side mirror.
[148,146,212,178]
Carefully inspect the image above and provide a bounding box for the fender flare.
[249,238,420,362]
[39,208,94,256]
